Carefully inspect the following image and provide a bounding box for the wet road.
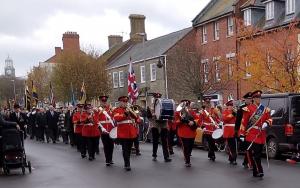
[1,140,300,188]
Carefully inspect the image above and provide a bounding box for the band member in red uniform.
[112,96,141,171]
[200,97,221,161]
[240,90,272,178]
[72,103,86,154]
[235,92,253,168]
[81,104,100,161]
[98,96,115,166]
[148,93,172,162]
[222,100,237,165]
[175,99,199,167]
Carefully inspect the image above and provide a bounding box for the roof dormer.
[262,0,285,28]
[241,0,265,27]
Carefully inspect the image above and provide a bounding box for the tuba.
[176,102,197,130]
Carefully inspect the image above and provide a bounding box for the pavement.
[1,140,300,188]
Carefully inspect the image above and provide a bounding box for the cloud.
[0,0,210,76]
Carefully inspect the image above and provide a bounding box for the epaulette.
[242,107,250,112]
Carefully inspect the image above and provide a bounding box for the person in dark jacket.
[27,107,38,140]
[0,113,19,167]
[65,106,74,146]
[9,104,28,139]
[36,108,47,142]
[46,105,59,143]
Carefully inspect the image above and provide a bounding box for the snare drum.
[212,129,223,140]
[154,99,175,120]
[109,127,118,139]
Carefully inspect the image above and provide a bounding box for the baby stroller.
[1,129,32,175]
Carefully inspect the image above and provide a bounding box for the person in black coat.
[0,113,19,167]
[28,107,38,140]
[64,106,74,146]
[9,104,28,139]
[46,105,59,144]
[36,108,47,142]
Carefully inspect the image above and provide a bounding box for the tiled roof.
[107,27,192,69]
[192,0,235,27]
[241,0,264,9]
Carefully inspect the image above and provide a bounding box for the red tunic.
[81,112,100,137]
[222,109,236,138]
[168,120,177,131]
[72,111,88,134]
[98,106,114,134]
[112,107,139,139]
[241,104,272,144]
[175,110,200,138]
[200,108,220,135]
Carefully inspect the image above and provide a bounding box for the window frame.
[266,1,275,20]
[113,72,119,88]
[214,21,220,40]
[244,9,252,26]
[201,59,209,83]
[202,26,208,44]
[150,63,157,81]
[227,16,234,36]
[118,71,124,88]
[140,65,146,83]
[286,0,295,15]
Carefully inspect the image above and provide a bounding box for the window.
[227,16,234,36]
[113,72,119,88]
[150,63,156,81]
[226,53,235,77]
[213,57,221,81]
[140,66,145,83]
[202,26,207,43]
[266,1,275,20]
[267,52,274,70]
[244,9,252,26]
[201,59,209,83]
[214,22,220,40]
[245,61,251,77]
[119,71,124,87]
[286,0,295,15]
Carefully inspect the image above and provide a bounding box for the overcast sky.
[0,0,210,77]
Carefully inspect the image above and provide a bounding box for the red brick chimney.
[62,31,80,52]
[55,47,62,56]
[129,14,147,42]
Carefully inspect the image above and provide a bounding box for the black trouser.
[69,130,75,146]
[248,143,264,176]
[204,134,216,159]
[226,137,237,162]
[49,126,58,142]
[30,125,37,140]
[152,127,170,159]
[20,125,27,140]
[101,134,114,163]
[95,136,100,154]
[84,137,98,159]
[37,126,45,141]
[133,135,140,153]
[75,133,83,152]
[0,139,2,167]
[168,129,177,153]
[81,136,87,156]
[119,138,134,167]
[180,137,194,164]
[240,141,251,167]
[61,130,69,144]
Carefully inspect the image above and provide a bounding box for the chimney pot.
[129,14,147,42]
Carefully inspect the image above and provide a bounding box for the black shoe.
[152,157,157,161]
[257,173,264,178]
[136,152,141,156]
[209,157,216,162]
[185,163,191,167]
[53,141,56,144]
[230,161,237,165]
[106,162,111,166]
[110,161,114,165]
[88,157,93,161]
[81,154,86,159]
[124,166,131,171]
[169,151,174,155]
[164,158,172,162]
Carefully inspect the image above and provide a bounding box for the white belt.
[203,122,213,125]
[99,121,111,124]
[117,120,133,125]
[224,124,235,127]
[250,126,261,130]
[84,123,94,126]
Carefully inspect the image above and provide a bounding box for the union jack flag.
[128,58,139,104]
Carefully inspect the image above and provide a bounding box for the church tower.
[4,56,15,77]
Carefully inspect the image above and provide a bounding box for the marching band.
[13,90,272,178]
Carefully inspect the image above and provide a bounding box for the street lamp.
[157,55,168,99]
[11,80,16,101]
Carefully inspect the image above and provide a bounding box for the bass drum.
[154,99,175,120]
[212,129,223,140]
[109,127,118,139]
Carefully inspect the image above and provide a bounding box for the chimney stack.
[55,47,62,56]
[129,14,147,42]
[62,31,80,53]
[108,35,123,49]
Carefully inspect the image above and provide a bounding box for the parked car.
[261,93,300,158]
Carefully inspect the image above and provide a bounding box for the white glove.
[101,127,109,134]
[240,137,245,142]
[262,122,268,130]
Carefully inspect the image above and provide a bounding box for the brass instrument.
[126,104,140,119]
[176,102,197,130]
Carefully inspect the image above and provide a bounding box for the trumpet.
[126,104,139,119]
